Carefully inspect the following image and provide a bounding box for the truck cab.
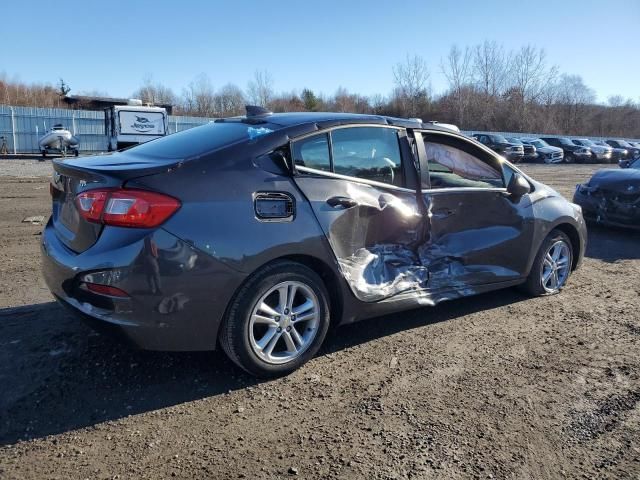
[104,100,168,151]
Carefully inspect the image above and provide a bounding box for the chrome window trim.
[295,166,415,193]
[290,123,405,143]
[295,165,507,195]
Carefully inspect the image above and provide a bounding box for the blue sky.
[1,0,638,103]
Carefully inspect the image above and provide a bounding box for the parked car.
[520,138,564,164]
[626,141,640,149]
[539,137,593,163]
[42,109,586,377]
[619,151,640,169]
[471,134,524,162]
[506,137,537,162]
[592,140,628,163]
[574,166,640,230]
[571,139,613,163]
[606,139,640,159]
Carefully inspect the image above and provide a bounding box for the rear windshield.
[126,122,277,159]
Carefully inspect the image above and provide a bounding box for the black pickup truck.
[539,137,593,163]
[472,134,524,163]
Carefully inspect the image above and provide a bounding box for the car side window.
[331,127,404,187]
[291,133,331,171]
[502,163,516,187]
[424,139,504,189]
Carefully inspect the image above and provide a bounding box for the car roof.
[220,111,457,134]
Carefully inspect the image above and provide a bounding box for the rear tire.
[521,230,573,296]
[565,153,574,163]
[220,261,330,378]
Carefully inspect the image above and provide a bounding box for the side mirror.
[619,160,630,169]
[507,172,531,198]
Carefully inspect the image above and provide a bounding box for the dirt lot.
[0,161,638,479]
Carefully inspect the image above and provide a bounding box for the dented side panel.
[295,175,536,304]
[294,176,426,302]
[423,190,534,290]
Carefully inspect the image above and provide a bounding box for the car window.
[502,163,516,187]
[291,133,331,171]
[331,127,404,187]
[126,122,278,159]
[424,141,504,189]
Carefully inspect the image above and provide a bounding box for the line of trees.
[1,41,639,138]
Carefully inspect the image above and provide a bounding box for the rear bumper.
[41,219,245,351]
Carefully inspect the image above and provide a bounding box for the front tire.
[522,230,573,296]
[220,261,330,377]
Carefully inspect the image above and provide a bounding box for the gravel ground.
[0,159,55,178]
[0,161,638,479]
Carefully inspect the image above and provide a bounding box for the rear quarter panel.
[127,143,354,330]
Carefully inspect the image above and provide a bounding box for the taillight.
[85,282,130,297]
[76,189,180,228]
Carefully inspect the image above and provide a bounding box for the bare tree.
[473,40,509,97]
[392,54,430,117]
[133,75,177,106]
[57,78,71,98]
[182,74,216,116]
[246,70,274,107]
[554,74,596,133]
[369,93,387,114]
[509,45,558,103]
[441,45,472,125]
[470,40,511,129]
[214,83,245,116]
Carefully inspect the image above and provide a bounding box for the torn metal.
[297,136,532,303]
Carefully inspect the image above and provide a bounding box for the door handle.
[432,208,455,219]
[327,196,359,209]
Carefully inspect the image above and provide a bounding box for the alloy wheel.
[541,240,571,293]
[248,281,320,365]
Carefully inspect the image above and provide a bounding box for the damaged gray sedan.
[573,163,640,230]
[42,109,586,377]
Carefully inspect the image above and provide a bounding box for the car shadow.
[0,288,529,446]
[585,224,640,262]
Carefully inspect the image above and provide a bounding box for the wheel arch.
[281,254,344,328]
[550,222,582,270]
[218,254,345,346]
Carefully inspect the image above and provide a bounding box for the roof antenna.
[246,105,273,117]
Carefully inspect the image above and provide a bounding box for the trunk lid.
[50,152,181,252]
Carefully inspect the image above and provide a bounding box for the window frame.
[290,131,332,172]
[290,124,413,192]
